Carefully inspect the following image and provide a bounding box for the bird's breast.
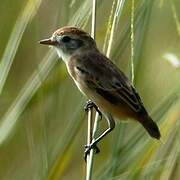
[66,61,89,95]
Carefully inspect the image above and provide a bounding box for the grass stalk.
[106,0,125,58]
[130,0,135,84]
[171,2,180,37]
[86,0,98,180]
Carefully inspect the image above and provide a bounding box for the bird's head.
[39,26,97,62]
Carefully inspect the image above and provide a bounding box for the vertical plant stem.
[91,0,96,40]
[171,2,180,37]
[105,0,125,58]
[86,0,98,180]
[87,109,93,147]
[131,0,135,84]
[106,0,117,58]
[86,112,99,180]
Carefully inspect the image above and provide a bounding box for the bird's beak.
[39,38,57,46]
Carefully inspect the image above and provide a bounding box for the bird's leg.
[84,100,102,161]
[84,114,115,161]
[84,100,102,120]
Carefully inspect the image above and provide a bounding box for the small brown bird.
[40,26,161,154]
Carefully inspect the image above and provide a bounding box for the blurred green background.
[0,0,179,179]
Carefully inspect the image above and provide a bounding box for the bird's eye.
[61,36,71,43]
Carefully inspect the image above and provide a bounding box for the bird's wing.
[76,52,145,114]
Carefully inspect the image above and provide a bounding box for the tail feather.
[140,116,161,139]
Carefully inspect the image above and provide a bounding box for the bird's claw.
[84,143,100,162]
[84,100,102,120]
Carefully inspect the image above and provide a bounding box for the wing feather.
[75,51,145,114]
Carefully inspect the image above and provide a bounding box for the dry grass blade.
[130,0,135,84]
[171,2,180,37]
[105,0,125,58]
[0,0,179,179]
[0,0,42,94]
[0,50,56,145]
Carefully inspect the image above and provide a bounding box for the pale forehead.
[52,26,90,37]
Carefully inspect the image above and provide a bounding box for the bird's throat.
[55,48,71,63]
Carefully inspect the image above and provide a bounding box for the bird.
[39,26,161,157]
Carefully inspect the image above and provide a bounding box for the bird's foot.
[84,100,102,120]
[84,142,100,162]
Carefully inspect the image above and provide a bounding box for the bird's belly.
[75,81,132,120]
[94,97,133,120]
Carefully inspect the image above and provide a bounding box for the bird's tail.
[140,115,161,140]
